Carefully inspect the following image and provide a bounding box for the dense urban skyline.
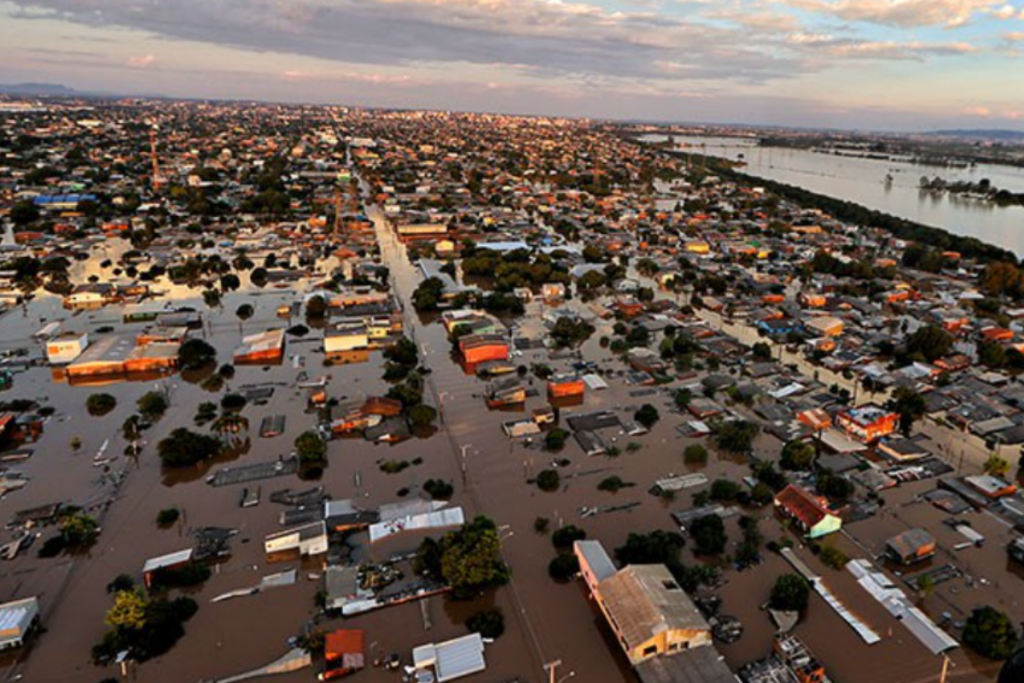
[2,0,1024,131]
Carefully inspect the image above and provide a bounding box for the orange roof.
[775,484,832,529]
[326,629,365,660]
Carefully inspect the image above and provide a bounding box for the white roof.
[369,507,464,543]
[142,548,193,573]
[413,633,486,683]
[0,597,37,637]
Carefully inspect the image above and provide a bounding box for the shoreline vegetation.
[658,147,1019,265]
[918,176,1024,209]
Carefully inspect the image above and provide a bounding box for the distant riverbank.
[639,133,1024,257]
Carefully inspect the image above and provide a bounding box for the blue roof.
[33,194,96,206]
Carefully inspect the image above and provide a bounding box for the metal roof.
[142,548,194,574]
[413,633,486,683]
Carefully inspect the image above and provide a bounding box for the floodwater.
[645,134,1024,257]
[0,190,1013,683]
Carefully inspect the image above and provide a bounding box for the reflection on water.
[648,135,1024,256]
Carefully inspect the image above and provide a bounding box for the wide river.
[646,135,1024,257]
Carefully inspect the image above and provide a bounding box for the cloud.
[787,32,978,59]
[0,0,812,85]
[787,0,1005,28]
[126,54,158,68]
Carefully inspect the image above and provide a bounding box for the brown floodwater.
[0,205,1014,683]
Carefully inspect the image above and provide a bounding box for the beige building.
[574,540,712,664]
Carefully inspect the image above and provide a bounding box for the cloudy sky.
[2,0,1023,131]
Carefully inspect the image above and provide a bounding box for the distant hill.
[0,82,84,96]
[927,129,1024,141]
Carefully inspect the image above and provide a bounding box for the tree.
[178,338,216,370]
[545,428,569,450]
[156,508,180,527]
[536,469,561,492]
[550,316,595,348]
[770,573,810,612]
[906,325,952,363]
[548,554,580,581]
[684,444,708,465]
[979,341,1008,368]
[709,479,741,501]
[437,516,510,598]
[616,530,685,566]
[690,514,727,555]
[409,404,438,428]
[817,468,854,501]
[466,609,505,639]
[780,439,815,471]
[412,277,446,312]
[235,303,254,320]
[423,479,454,500]
[714,420,759,453]
[891,386,926,436]
[306,295,328,318]
[86,393,117,417]
[964,606,1020,660]
[137,391,169,420]
[984,454,1011,478]
[157,428,222,467]
[60,510,99,548]
[552,525,587,549]
[819,545,850,570]
[752,342,773,360]
[980,261,1024,299]
[294,430,327,464]
[10,200,40,227]
[105,590,148,631]
[635,404,660,429]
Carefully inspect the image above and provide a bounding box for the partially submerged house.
[774,484,842,539]
[0,596,39,650]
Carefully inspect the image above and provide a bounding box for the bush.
[548,554,580,582]
[551,525,587,550]
[60,510,100,548]
[963,606,1019,660]
[536,469,561,492]
[598,476,630,493]
[770,574,810,612]
[158,428,222,467]
[690,514,727,555]
[819,545,850,570]
[86,393,117,417]
[466,609,505,639]
[545,428,569,451]
[156,508,180,527]
[295,430,327,464]
[684,444,708,465]
[424,479,454,500]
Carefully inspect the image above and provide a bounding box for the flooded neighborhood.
[0,99,1023,683]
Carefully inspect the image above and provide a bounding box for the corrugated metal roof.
[413,633,486,683]
[142,548,193,573]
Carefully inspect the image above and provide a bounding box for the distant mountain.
[0,82,84,96]
[927,129,1024,141]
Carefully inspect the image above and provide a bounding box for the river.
[644,135,1024,257]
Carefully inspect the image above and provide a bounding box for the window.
[643,646,657,656]
[662,580,681,591]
